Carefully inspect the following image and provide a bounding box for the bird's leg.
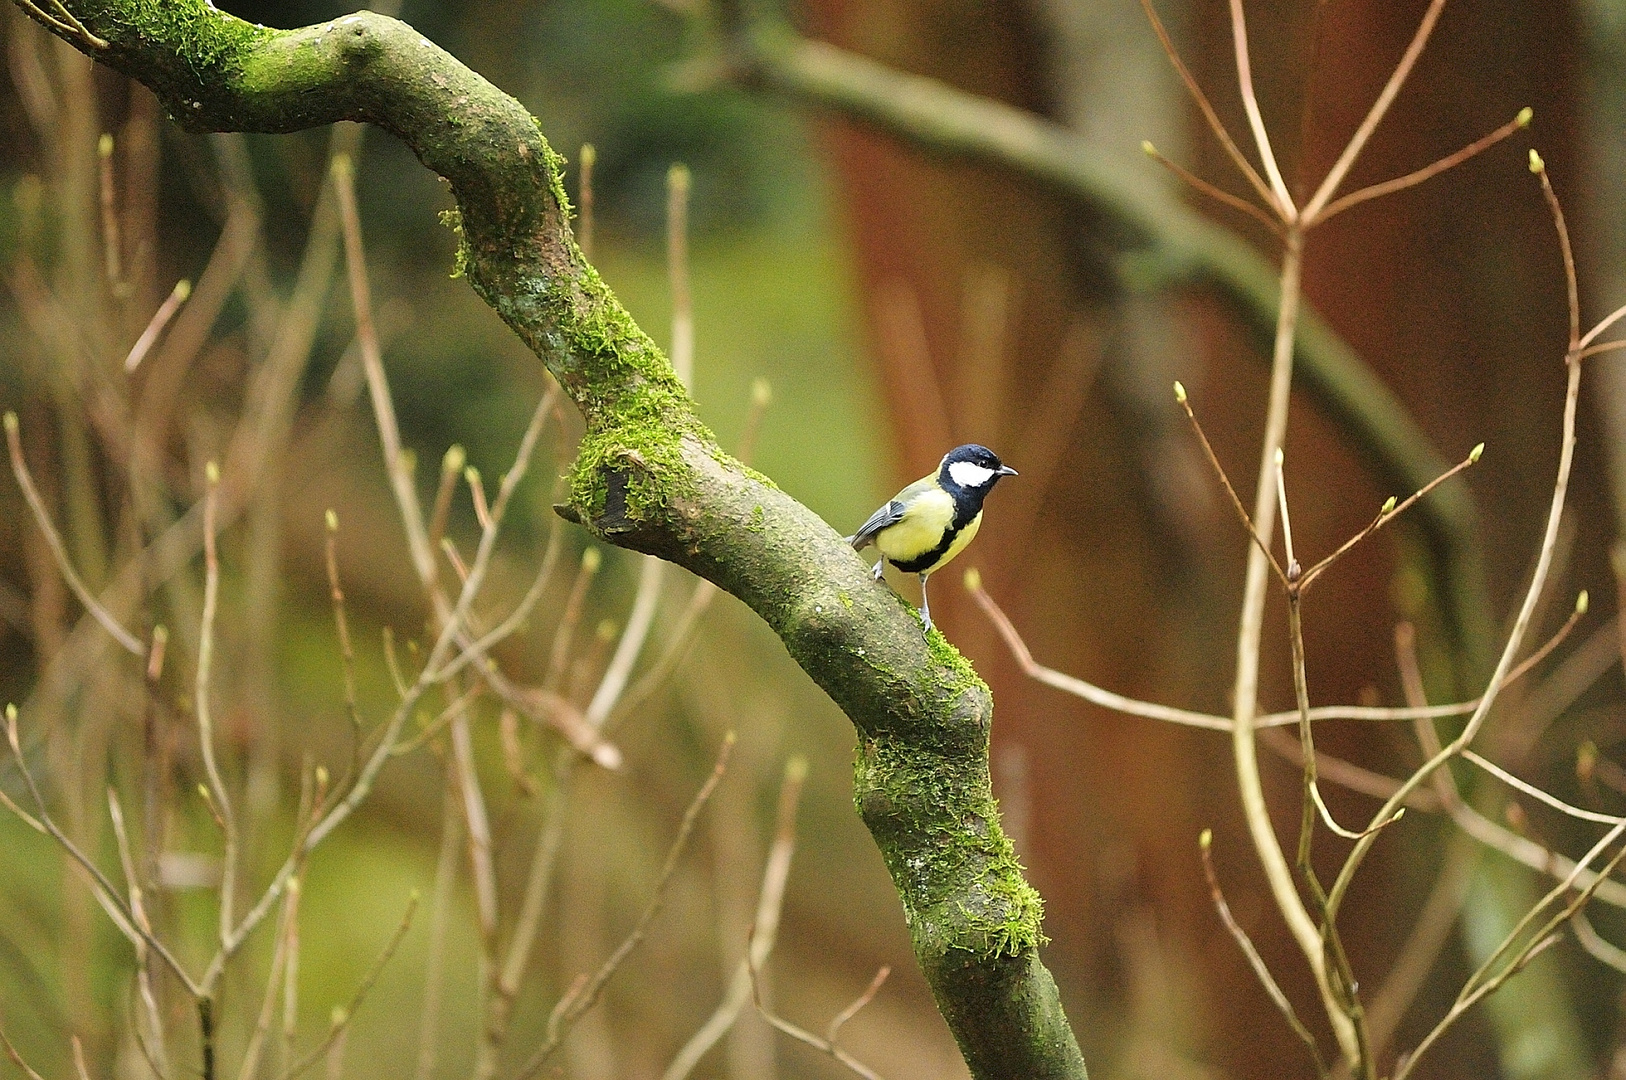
[918,572,932,632]
[872,558,886,581]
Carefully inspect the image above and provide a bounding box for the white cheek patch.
[948,461,996,488]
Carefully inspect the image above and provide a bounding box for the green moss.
[537,130,574,222]
[838,590,853,609]
[107,0,275,78]
[925,629,987,697]
[438,208,469,279]
[748,504,766,532]
[854,736,1044,960]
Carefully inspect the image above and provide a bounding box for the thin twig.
[1573,909,1626,973]
[1301,0,1449,223]
[271,892,419,1080]
[1141,141,1282,236]
[663,756,808,1080]
[1327,154,1588,921]
[3,706,201,997]
[4,413,145,655]
[578,144,596,262]
[1460,750,1626,825]
[99,132,124,291]
[1200,830,1329,1077]
[668,163,693,389]
[515,733,736,1080]
[1227,0,1294,216]
[1314,108,1529,224]
[1298,444,1482,590]
[196,462,240,948]
[1393,825,1626,1080]
[1173,383,1287,584]
[109,787,169,1075]
[745,926,891,1080]
[124,279,191,373]
[1137,0,1279,214]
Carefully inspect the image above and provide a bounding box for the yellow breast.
[874,487,982,574]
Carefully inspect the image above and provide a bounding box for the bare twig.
[1140,141,1283,236]
[578,144,596,262]
[13,0,107,49]
[1394,825,1626,1080]
[1227,0,1294,216]
[196,462,240,947]
[668,163,693,388]
[1136,0,1278,213]
[3,705,202,997]
[745,924,891,1080]
[1573,909,1626,973]
[1301,0,1449,223]
[271,892,418,1080]
[663,756,808,1080]
[1298,444,1483,591]
[515,733,736,1080]
[5,412,144,655]
[1327,153,1588,921]
[1314,109,1530,225]
[124,279,191,373]
[98,132,123,290]
[109,787,169,1075]
[1200,830,1328,1077]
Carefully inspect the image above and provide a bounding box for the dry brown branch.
[1140,140,1283,236]
[3,705,201,995]
[1136,0,1276,213]
[745,926,891,1080]
[577,143,596,261]
[1201,831,1328,1079]
[5,412,144,655]
[270,892,418,1080]
[123,278,190,373]
[1300,0,1448,223]
[1314,108,1529,224]
[663,756,808,1080]
[196,461,240,948]
[1226,0,1293,215]
[1394,825,1626,1080]
[1327,153,1589,922]
[1573,909,1626,973]
[515,733,736,1079]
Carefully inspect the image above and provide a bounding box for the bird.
[846,444,1017,632]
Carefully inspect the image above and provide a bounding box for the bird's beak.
[998,465,1018,477]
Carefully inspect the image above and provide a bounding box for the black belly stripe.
[891,504,981,574]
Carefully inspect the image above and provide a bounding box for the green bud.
[1516,106,1533,128]
[1469,442,1484,464]
[1173,380,1187,403]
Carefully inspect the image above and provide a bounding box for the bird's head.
[939,444,1018,494]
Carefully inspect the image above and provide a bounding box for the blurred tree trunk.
[805,0,1608,1075]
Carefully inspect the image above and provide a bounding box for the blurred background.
[2,0,1626,1077]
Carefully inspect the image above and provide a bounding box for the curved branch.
[16,3,1083,1076]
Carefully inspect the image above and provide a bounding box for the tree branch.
[16,3,1083,1076]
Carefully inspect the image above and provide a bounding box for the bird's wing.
[846,499,906,550]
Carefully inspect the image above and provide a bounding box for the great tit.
[846,444,1017,632]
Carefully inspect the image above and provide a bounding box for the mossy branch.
[13,2,1085,1076]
